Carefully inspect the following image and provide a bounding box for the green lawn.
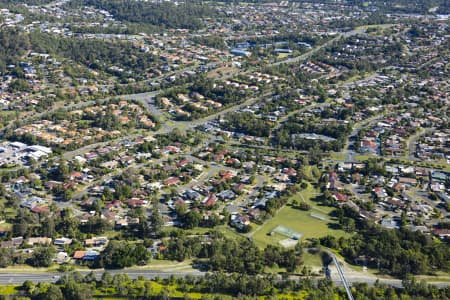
[0,264,61,273]
[302,251,324,269]
[0,285,20,295]
[329,152,345,161]
[163,225,244,240]
[291,184,333,214]
[416,272,450,283]
[251,185,349,248]
[303,166,320,182]
[355,154,375,161]
[277,53,290,59]
[3,207,17,219]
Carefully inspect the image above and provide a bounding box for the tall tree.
[149,198,163,237]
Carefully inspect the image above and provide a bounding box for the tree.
[341,217,355,233]
[21,280,35,295]
[149,198,163,237]
[101,241,149,269]
[100,271,113,287]
[28,246,56,268]
[81,215,112,234]
[297,201,312,211]
[55,160,69,181]
[13,208,37,237]
[38,284,64,300]
[41,217,56,238]
[175,203,188,217]
[0,248,14,268]
[183,211,202,229]
[62,280,93,300]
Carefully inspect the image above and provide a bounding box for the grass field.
[0,264,62,273]
[303,165,320,182]
[302,251,324,269]
[329,152,346,161]
[355,154,375,161]
[164,224,244,241]
[251,185,349,249]
[251,206,348,248]
[0,285,20,295]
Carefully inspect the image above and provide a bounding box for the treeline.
[67,0,217,30]
[320,206,450,278]
[15,269,450,299]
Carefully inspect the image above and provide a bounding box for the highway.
[0,269,203,284]
[1,268,449,289]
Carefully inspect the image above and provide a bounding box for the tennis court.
[272,225,302,240]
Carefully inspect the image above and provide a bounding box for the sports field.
[251,185,349,248]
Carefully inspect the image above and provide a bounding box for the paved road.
[327,253,450,289]
[326,114,385,164]
[407,127,435,161]
[0,269,203,284]
[1,268,449,288]
[121,90,163,116]
[414,189,449,218]
[345,115,385,162]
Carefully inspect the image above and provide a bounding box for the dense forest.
[66,0,217,30]
[0,27,159,79]
[29,32,158,78]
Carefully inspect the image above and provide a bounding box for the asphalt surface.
[1,269,449,289]
[0,269,203,284]
[407,127,435,161]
